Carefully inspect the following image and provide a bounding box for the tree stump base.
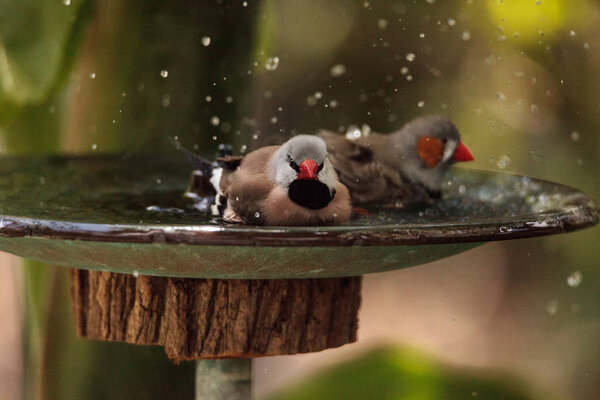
[70,269,361,361]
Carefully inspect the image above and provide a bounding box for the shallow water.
[0,153,593,228]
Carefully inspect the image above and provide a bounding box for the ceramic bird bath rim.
[0,153,596,279]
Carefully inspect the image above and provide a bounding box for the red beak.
[298,159,319,180]
[453,141,474,162]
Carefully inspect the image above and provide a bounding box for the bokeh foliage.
[0,0,598,399]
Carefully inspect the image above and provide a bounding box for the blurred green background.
[0,0,598,399]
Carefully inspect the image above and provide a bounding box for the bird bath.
[0,153,597,399]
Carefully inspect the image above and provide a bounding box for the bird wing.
[319,130,407,204]
[219,146,279,224]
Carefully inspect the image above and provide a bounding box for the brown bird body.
[320,115,474,205]
[218,146,351,225]
[207,136,351,226]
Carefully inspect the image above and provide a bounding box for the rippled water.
[0,153,593,228]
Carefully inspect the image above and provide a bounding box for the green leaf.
[266,346,560,400]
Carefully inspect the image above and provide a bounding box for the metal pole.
[196,359,252,400]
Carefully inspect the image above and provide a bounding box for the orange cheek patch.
[417,136,444,168]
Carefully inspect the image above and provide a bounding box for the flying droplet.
[160,70,168,78]
[546,300,558,315]
[406,53,416,62]
[330,64,347,77]
[202,36,211,46]
[377,19,389,29]
[205,95,212,102]
[345,125,361,140]
[210,116,220,126]
[254,212,260,218]
[133,270,139,278]
[570,131,580,142]
[567,271,583,287]
[496,153,511,169]
[265,56,280,71]
[461,30,471,41]
[89,72,96,79]
[314,91,323,99]
[63,0,71,5]
[448,18,456,26]
[161,94,171,107]
[417,100,425,108]
[242,1,248,6]
[569,30,576,37]
[91,144,97,151]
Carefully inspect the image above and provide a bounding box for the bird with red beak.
[200,135,351,225]
[320,115,474,204]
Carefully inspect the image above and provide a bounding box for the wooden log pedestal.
[69,269,362,361]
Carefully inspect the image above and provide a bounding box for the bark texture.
[70,269,361,361]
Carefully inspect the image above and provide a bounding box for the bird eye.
[317,162,324,173]
[289,160,300,172]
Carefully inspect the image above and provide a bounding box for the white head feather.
[269,135,338,195]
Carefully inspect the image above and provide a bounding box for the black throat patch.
[288,180,333,210]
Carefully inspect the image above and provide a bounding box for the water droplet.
[202,36,211,46]
[406,53,416,62]
[570,131,580,142]
[569,30,576,37]
[417,100,425,108]
[329,100,338,108]
[458,185,466,194]
[400,67,409,75]
[265,56,280,71]
[240,144,247,153]
[63,0,71,5]
[314,91,323,99]
[252,133,259,140]
[242,1,248,6]
[330,64,347,77]
[346,125,362,140]
[530,104,538,113]
[461,30,471,41]
[448,18,456,26]
[377,19,389,29]
[497,92,506,101]
[419,33,425,38]
[160,69,169,78]
[133,270,139,278]
[225,96,233,103]
[254,212,260,218]
[496,153,511,169]
[210,116,220,126]
[567,271,583,287]
[406,75,413,81]
[89,72,96,79]
[161,94,171,107]
[270,116,278,124]
[91,143,97,151]
[205,95,212,102]
[156,178,162,184]
[546,300,558,315]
